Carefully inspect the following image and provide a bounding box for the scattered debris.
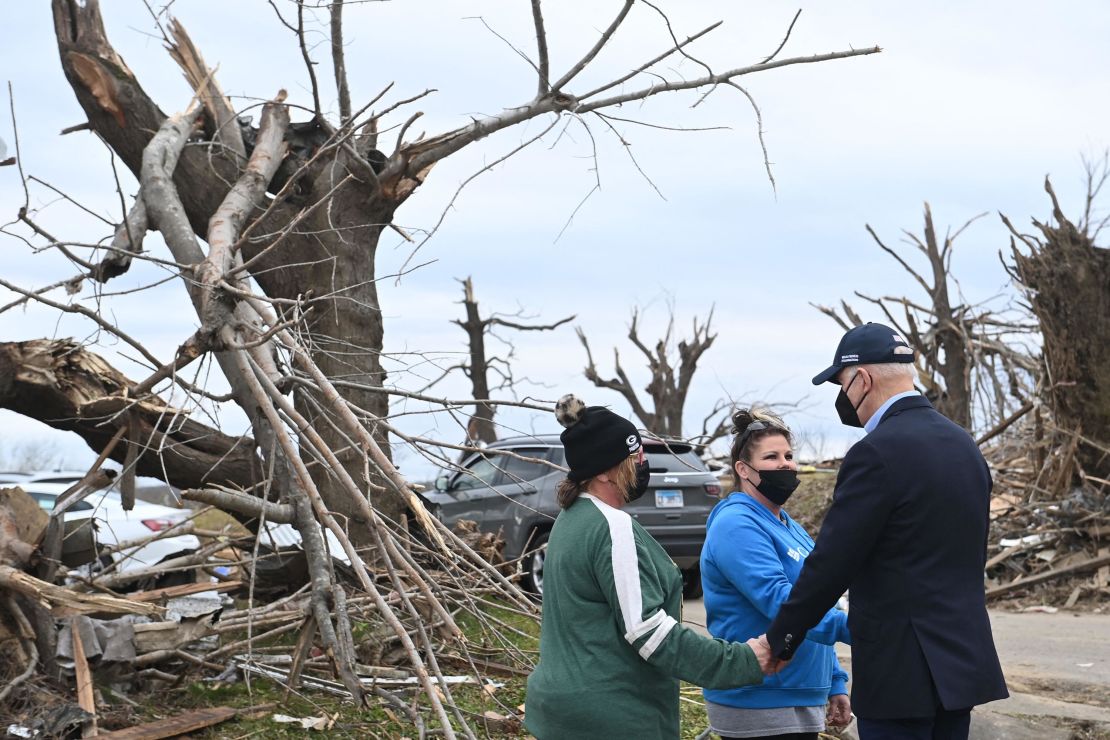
[272,713,337,731]
[982,409,1109,607]
[92,706,238,739]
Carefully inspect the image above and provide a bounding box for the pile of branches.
[0,475,530,737]
[981,408,1110,607]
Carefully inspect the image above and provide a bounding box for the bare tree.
[36,0,876,539]
[813,203,1038,432]
[0,2,881,731]
[1003,170,1110,479]
[577,305,717,439]
[421,276,573,444]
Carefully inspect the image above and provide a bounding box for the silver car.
[428,435,721,597]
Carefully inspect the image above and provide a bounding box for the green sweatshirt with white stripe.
[525,493,763,739]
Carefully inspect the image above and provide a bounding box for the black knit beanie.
[555,394,642,482]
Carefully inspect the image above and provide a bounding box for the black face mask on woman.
[627,460,651,502]
[752,467,800,506]
[835,370,868,428]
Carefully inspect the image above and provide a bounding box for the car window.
[644,443,706,473]
[496,448,556,484]
[452,456,504,491]
[28,492,94,512]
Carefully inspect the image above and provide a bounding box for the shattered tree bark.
[1006,179,1110,476]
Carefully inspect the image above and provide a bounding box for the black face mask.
[627,460,651,502]
[835,370,868,428]
[752,467,800,506]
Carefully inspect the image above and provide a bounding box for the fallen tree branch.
[0,339,261,491]
[0,565,162,617]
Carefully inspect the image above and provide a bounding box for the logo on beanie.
[626,434,641,453]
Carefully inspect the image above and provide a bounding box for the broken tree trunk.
[0,339,261,491]
[52,0,403,540]
[451,276,574,444]
[1007,178,1110,477]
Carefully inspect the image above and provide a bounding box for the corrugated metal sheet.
[260,522,352,565]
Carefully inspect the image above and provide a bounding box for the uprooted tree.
[1003,172,1110,481]
[1,1,879,732]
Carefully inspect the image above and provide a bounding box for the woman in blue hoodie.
[701,408,852,740]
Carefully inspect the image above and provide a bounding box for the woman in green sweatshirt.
[525,395,766,740]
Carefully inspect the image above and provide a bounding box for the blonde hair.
[556,455,638,509]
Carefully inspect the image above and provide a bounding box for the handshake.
[745,634,789,676]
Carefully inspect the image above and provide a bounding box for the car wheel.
[681,566,703,600]
[522,529,550,597]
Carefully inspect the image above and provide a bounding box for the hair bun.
[730,408,754,435]
[555,394,587,429]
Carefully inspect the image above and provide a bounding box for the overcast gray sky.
[2,1,1108,478]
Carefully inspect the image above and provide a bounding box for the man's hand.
[827,694,852,727]
[746,634,789,676]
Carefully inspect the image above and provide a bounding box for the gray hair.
[844,362,918,384]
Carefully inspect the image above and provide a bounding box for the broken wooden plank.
[128,579,241,603]
[93,706,237,739]
[436,652,531,678]
[284,613,316,697]
[1064,585,1082,609]
[985,545,1024,570]
[985,552,1110,598]
[71,617,98,738]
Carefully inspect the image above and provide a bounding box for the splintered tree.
[813,204,1038,432]
[439,276,573,445]
[1003,171,1110,480]
[577,305,719,440]
[37,0,878,542]
[1,1,879,731]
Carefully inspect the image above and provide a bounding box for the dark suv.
[427,435,721,597]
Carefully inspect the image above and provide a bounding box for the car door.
[480,448,555,553]
[437,455,506,528]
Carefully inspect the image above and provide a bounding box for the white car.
[0,471,200,583]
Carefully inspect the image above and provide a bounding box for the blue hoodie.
[701,492,850,709]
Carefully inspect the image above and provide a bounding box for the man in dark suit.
[760,323,1007,739]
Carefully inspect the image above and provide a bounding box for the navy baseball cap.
[812,322,915,385]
